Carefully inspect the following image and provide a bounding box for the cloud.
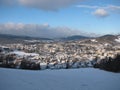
[0,23,86,38]
[76,5,120,17]
[0,0,17,6]
[106,5,120,13]
[0,0,83,11]
[76,5,120,10]
[18,0,82,11]
[104,5,120,11]
[93,9,109,18]
[76,5,99,9]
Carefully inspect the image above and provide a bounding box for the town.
[0,37,120,71]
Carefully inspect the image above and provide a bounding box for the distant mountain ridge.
[96,34,118,43]
[61,35,90,40]
[0,34,52,44]
[0,33,120,44]
[0,34,52,40]
[0,34,90,41]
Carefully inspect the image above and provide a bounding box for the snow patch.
[115,36,120,43]
[91,39,98,42]
[10,51,39,57]
[24,40,40,43]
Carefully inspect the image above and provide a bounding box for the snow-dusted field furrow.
[0,68,120,90]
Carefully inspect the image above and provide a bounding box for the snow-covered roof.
[91,39,98,42]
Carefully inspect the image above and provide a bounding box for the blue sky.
[0,0,120,38]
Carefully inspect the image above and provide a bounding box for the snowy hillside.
[0,68,120,90]
[115,36,120,43]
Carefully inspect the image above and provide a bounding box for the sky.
[0,0,120,38]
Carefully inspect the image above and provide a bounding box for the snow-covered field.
[0,68,120,90]
[10,51,39,57]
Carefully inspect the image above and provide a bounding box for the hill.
[0,34,52,44]
[61,35,89,41]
